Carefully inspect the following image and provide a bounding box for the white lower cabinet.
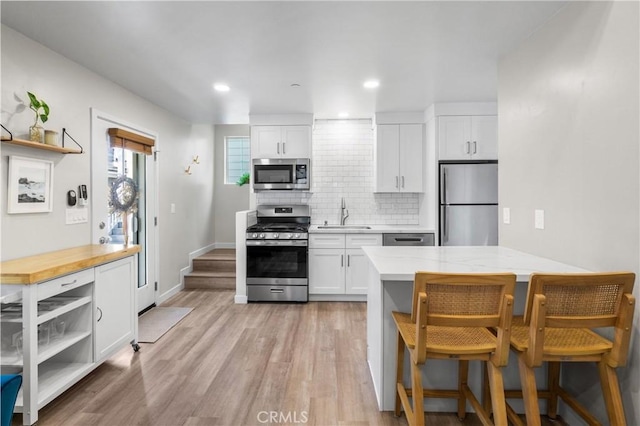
[309,234,382,295]
[0,253,138,425]
[95,256,137,362]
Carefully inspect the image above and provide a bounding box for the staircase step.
[184,271,235,290]
[192,258,235,273]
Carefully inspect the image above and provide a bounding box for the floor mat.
[138,307,193,343]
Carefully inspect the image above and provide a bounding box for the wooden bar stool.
[504,272,636,426]
[392,272,516,426]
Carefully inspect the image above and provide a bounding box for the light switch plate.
[66,207,88,225]
[503,207,511,224]
[171,203,176,214]
[534,209,544,229]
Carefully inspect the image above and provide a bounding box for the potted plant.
[27,91,49,143]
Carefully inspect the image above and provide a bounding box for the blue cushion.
[1,374,22,426]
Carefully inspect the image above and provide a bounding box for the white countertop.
[309,225,436,234]
[362,246,588,281]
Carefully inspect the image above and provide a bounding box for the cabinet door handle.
[61,279,77,287]
[395,176,399,188]
[283,142,286,154]
[473,141,477,154]
[277,142,280,154]
[347,254,350,267]
[97,307,103,322]
[402,176,405,188]
[341,255,344,267]
[466,141,470,154]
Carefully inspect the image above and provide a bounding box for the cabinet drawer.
[309,234,345,249]
[346,234,382,249]
[37,268,95,300]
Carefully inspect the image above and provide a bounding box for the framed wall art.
[7,155,54,214]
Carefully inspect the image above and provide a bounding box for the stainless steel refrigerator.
[439,162,498,246]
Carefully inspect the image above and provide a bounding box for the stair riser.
[192,259,236,272]
[184,276,236,290]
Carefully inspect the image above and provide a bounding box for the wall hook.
[185,165,192,175]
[192,155,200,164]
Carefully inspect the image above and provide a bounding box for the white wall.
[214,124,250,246]
[255,119,420,225]
[498,2,639,424]
[1,25,215,298]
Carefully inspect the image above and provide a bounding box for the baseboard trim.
[309,294,367,302]
[159,281,183,304]
[234,295,248,304]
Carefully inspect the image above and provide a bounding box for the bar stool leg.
[486,361,508,426]
[411,361,425,426]
[395,331,405,417]
[598,360,627,425]
[517,353,542,426]
[458,360,469,420]
[547,361,560,418]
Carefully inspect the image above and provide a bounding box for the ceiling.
[1,1,567,124]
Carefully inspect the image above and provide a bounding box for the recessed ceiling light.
[338,112,349,118]
[363,79,380,89]
[213,83,230,92]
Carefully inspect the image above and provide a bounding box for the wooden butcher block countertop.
[0,244,141,284]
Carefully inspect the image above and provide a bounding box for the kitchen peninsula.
[363,246,587,412]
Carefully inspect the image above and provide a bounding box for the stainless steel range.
[246,205,310,302]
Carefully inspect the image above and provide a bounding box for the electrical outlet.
[503,207,511,224]
[534,209,544,229]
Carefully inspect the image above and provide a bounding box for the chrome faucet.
[340,197,349,225]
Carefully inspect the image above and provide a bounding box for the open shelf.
[1,136,81,154]
[14,361,95,412]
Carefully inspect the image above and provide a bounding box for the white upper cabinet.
[251,125,311,159]
[375,124,424,193]
[438,115,497,160]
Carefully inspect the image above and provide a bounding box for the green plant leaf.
[236,172,250,186]
[41,101,49,116]
[27,92,40,108]
[40,114,48,124]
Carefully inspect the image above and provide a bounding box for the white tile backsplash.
[256,119,419,225]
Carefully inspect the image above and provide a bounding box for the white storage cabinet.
[438,115,497,160]
[250,125,311,159]
[309,233,382,294]
[375,124,424,193]
[0,250,138,425]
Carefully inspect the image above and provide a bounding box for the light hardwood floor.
[17,290,565,426]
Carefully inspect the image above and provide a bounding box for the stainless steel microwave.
[252,158,310,191]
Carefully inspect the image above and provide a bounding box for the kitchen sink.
[317,225,372,229]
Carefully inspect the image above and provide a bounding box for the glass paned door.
[91,109,157,313]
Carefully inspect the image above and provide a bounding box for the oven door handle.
[246,240,308,247]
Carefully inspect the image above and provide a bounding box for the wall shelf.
[1,137,82,154]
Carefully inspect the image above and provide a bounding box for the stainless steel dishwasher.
[383,233,435,246]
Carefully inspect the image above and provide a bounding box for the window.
[225,136,250,184]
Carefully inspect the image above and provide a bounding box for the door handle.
[443,206,448,242]
[473,141,477,154]
[99,236,109,244]
[97,307,103,322]
[283,142,286,154]
[277,142,280,154]
[270,288,285,293]
[347,254,350,267]
[401,176,405,189]
[341,255,344,267]
[466,141,470,154]
[395,176,399,188]
[442,169,447,205]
